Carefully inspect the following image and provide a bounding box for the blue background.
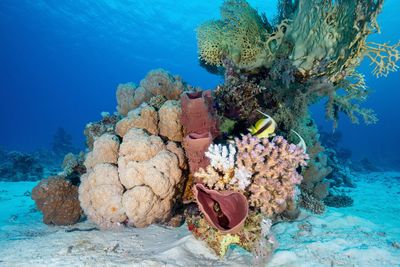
[0,0,399,165]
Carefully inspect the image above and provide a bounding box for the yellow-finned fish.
[291,130,307,153]
[248,110,277,138]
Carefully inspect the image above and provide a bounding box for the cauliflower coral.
[236,134,308,217]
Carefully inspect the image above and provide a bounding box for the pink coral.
[235,134,308,217]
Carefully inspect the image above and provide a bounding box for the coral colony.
[31,0,399,264]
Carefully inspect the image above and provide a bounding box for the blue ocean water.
[0,0,399,166]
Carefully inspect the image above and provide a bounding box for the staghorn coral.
[32,176,82,225]
[235,134,308,217]
[195,134,308,217]
[79,129,186,229]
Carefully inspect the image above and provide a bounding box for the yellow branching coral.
[364,41,400,78]
[325,71,377,127]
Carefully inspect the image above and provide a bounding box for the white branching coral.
[205,143,236,172]
[230,166,252,190]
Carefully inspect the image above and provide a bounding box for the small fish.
[248,110,277,138]
[291,130,307,152]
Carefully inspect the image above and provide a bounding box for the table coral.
[32,176,82,225]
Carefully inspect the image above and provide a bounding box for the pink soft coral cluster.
[235,134,308,217]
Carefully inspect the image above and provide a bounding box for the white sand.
[0,172,399,266]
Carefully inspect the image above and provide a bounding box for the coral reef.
[79,129,186,228]
[196,0,399,216]
[187,133,305,258]
[0,150,44,181]
[77,69,192,228]
[32,176,82,225]
[116,69,189,116]
[193,134,307,218]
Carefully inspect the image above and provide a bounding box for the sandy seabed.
[0,172,399,267]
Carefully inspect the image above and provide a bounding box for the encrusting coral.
[32,176,82,225]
